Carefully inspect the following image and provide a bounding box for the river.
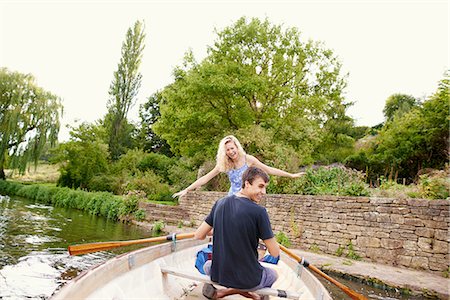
[0,194,151,299]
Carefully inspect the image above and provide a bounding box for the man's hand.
[260,254,280,264]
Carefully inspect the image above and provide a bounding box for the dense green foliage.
[106,20,145,160]
[153,17,351,164]
[268,166,370,196]
[0,68,62,179]
[346,74,449,182]
[0,180,134,220]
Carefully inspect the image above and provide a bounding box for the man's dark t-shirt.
[205,194,274,289]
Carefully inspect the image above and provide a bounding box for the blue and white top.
[226,162,249,195]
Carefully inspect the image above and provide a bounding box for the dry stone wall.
[180,191,449,274]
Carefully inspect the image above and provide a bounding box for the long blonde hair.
[216,135,246,172]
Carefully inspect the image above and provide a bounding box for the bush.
[268,166,370,196]
[0,180,125,220]
[416,169,449,199]
[123,170,172,199]
[275,231,291,247]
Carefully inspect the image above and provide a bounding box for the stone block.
[435,229,449,242]
[390,214,405,224]
[357,236,380,248]
[377,214,391,223]
[404,218,424,227]
[399,239,415,250]
[398,255,412,267]
[411,256,428,269]
[433,240,448,254]
[381,238,403,249]
[407,199,429,207]
[418,237,432,251]
[415,228,435,238]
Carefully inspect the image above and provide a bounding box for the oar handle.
[279,244,367,300]
[68,232,195,256]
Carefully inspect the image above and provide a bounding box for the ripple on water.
[0,250,114,299]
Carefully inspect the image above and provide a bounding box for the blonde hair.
[216,135,246,172]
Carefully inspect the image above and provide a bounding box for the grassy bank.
[0,180,137,221]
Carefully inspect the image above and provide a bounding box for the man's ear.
[243,180,250,189]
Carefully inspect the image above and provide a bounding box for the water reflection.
[0,194,151,299]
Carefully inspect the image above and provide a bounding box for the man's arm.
[263,237,280,257]
[194,221,213,240]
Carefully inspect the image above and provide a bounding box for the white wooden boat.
[52,238,332,299]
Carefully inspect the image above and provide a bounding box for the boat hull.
[52,238,331,299]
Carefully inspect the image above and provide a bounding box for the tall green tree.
[383,93,418,122]
[107,20,145,160]
[0,68,62,179]
[154,17,349,161]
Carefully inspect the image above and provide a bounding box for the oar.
[68,232,195,256]
[279,244,367,300]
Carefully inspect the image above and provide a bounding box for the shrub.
[275,231,291,247]
[268,166,370,196]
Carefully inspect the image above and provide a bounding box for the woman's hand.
[172,189,188,198]
[290,172,306,179]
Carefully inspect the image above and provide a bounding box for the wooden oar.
[68,232,195,256]
[279,244,367,300]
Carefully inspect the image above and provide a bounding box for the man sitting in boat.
[194,166,280,300]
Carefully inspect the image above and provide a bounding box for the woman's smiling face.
[225,141,238,160]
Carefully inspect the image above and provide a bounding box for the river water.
[0,194,151,299]
[0,194,429,300]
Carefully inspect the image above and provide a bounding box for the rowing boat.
[52,238,332,299]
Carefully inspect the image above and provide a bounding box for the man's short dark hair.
[241,167,269,188]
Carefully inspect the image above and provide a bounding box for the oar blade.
[68,232,195,256]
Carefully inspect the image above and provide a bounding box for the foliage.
[154,17,350,161]
[0,68,62,179]
[275,231,291,247]
[122,170,172,200]
[415,169,450,200]
[268,166,370,196]
[346,73,449,182]
[137,152,176,183]
[335,245,344,256]
[51,123,110,190]
[134,209,146,221]
[383,93,418,122]
[152,220,165,235]
[0,180,130,220]
[346,241,361,260]
[137,92,172,156]
[107,20,146,160]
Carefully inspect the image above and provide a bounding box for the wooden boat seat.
[160,265,303,299]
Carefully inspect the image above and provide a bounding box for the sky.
[1,0,448,142]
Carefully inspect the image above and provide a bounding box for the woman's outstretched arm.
[247,155,304,178]
[172,166,221,198]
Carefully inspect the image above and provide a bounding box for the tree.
[383,93,418,122]
[107,20,145,160]
[51,122,109,189]
[154,17,349,162]
[0,68,62,179]
[346,73,449,181]
[137,92,172,156]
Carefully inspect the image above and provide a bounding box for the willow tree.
[153,17,349,163]
[106,20,145,160]
[0,68,62,179]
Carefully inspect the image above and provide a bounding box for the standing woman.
[173,135,304,198]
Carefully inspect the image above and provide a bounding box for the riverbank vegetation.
[1,17,448,204]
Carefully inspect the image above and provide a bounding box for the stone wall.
[179,191,449,274]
